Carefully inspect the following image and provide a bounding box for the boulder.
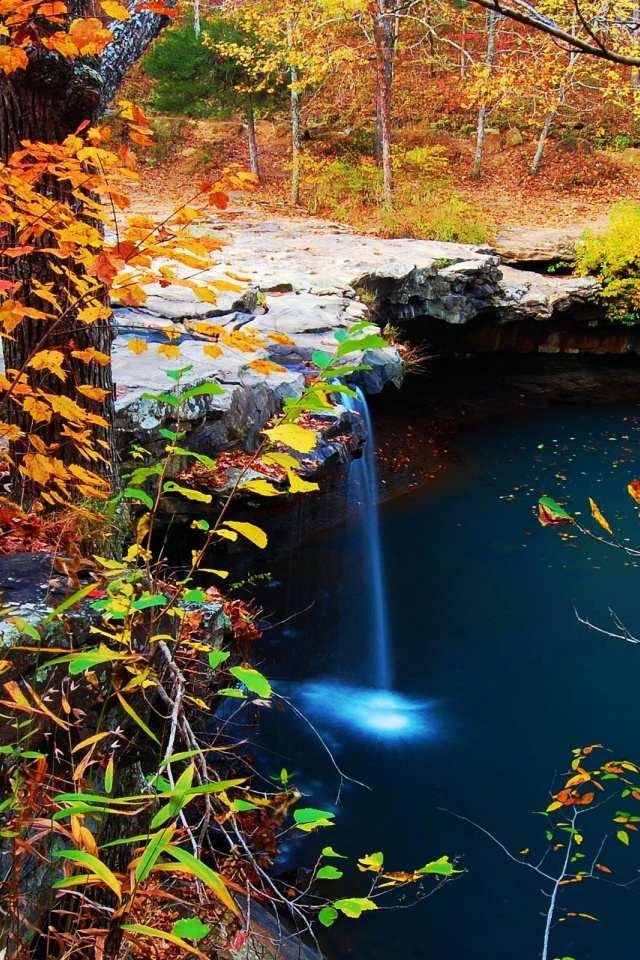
[620,147,640,170]
[483,128,502,154]
[504,128,523,148]
[555,136,593,154]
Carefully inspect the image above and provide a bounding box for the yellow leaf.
[77,385,110,402]
[71,347,111,365]
[222,521,267,549]
[127,339,148,355]
[286,469,319,494]
[27,349,66,381]
[157,343,181,359]
[264,424,317,454]
[546,800,563,812]
[0,421,22,440]
[240,479,284,497]
[101,0,131,18]
[589,498,613,536]
[203,344,223,359]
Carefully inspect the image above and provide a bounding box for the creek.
[253,400,640,960]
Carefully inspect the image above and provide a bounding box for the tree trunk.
[0,61,118,496]
[472,11,497,180]
[371,2,395,208]
[245,98,260,181]
[290,65,301,206]
[0,3,174,498]
[530,107,556,175]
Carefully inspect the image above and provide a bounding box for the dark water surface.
[254,403,640,960]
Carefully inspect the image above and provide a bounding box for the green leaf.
[181,382,225,401]
[335,334,386,358]
[5,616,40,640]
[334,330,348,342]
[167,846,239,916]
[415,855,460,876]
[163,481,212,503]
[617,829,630,845]
[164,365,193,381]
[183,588,206,603]
[124,463,163,484]
[322,846,347,859]
[293,807,335,831]
[43,580,102,625]
[311,350,333,369]
[46,646,132,675]
[317,865,343,880]
[228,666,272,698]
[334,897,378,918]
[131,593,167,610]
[122,924,204,958]
[171,917,211,941]
[123,487,154,509]
[141,392,180,407]
[539,496,572,520]
[52,850,122,902]
[208,650,230,670]
[318,907,338,928]
[135,825,176,883]
[171,447,218,471]
[233,799,259,811]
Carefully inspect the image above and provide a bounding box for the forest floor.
[127,116,640,235]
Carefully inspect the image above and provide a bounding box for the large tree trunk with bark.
[0,2,172,497]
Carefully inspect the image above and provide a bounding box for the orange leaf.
[0,47,28,74]
[248,359,287,375]
[72,347,111,365]
[90,250,125,285]
[628,480,640,505]
[68,17,113,55]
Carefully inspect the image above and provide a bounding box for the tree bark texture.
[0,1,175,494]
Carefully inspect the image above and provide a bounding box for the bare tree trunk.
[371,1,396,207]
[530,107,556,175]
[472,10,497,179]
[193,0,200,38]
[245,98,260,181]
[290,64,301,206]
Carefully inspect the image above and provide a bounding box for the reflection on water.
[293,680,439,741]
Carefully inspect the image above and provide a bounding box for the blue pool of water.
[255,403,640,960]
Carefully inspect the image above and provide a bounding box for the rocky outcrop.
[112,212,610,466]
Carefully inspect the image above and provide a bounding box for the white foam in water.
[297,680,437,742]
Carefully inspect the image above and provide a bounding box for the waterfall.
[278,385,435,743]
[343,387,392,690]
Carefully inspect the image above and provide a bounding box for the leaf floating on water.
[628,480,640,506]
[589,498,613,536]
[538,496,574,527]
